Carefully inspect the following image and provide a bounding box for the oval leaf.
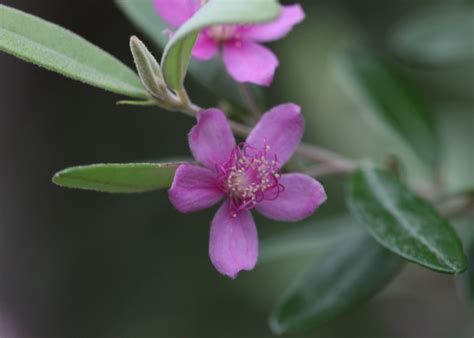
[270,232,402,334]
[0,5,147,98]
[462,233,474,308]
[340,48,439,167]
[161,0,280,89]
[116,0,266,110]
[347,163,467,273]
[53,163,182,193]
[390,6,474,65]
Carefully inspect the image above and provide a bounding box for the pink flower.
[153,0,305,86]
[168,104,327,278]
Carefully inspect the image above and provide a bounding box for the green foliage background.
[0,0,472,337]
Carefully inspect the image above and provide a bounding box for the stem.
[303,163,354,178]
[164,85,356,176]
[239,84,261,121]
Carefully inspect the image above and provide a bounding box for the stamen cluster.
[218,143,284,216]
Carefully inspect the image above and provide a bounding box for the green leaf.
[463,232,474,308]
[340,48,439,167]
[347,163,467,273]
[270,232,402,334]
[259,216,362,264]
[115,0,265,110]
[0,5,147,98]
[390,6,474,66]
[52,163,182,193]
[160,0,280,89]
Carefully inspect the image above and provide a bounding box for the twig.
[168,84,357,175]
[239,83,261,122]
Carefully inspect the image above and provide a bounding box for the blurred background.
[0,0,472,337]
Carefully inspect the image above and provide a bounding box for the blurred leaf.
[116,0,265,110]
[347,163,467,273]
[463,231,474,308]
[160,0,280,89]
[115,0,169,46]
[341,48,439,167]
[270,232,402,334]
[0,5,147,98]
[259,216,362,264]
[390,6,474,66]
[53,163,182,193]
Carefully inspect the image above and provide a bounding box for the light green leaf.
[340,48,439,167]
[347,163,467,273]
[161,0,280,89]
[270,232,402,334]
[53,163,183,193]
[390,6,474,65]
[115,0,266,110]
[0,5,147,98]
[259,216,362,264]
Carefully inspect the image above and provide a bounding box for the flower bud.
[130,36,165,99]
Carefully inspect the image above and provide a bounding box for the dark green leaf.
[270,232,402,334]
[0,5,147,98]
[463,232,474,308]
[390,6,474,65]
[341,48,439,167]
[160,0,280,89]
[347,163,467,273]
[53,163,182,193]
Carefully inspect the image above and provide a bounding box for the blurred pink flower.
[153,0,305,86]
[168,104,327,278]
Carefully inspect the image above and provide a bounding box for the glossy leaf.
[116,0,265,110]
[463,232,474,308]
[390,6,474,65]
[53,163,182,193]
[270,232,402,334]
[341,48,439,167]
[0,5,147,98]
[259,216,362,264]
[161,0,280,89]
[347,163,467,273]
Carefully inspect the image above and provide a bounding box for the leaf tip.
[268,314,286,336]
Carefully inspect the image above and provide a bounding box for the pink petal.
[209,202,258,278]
[222,40,279,86]
[192,32,218,60]
[256,173,326,221]
[153,0,198,28]
[189,108,236,168]
[241,5,305,42]
[168,164,224,213]
[246,103,304,167]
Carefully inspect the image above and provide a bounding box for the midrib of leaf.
[363,167,456,270]
[0,26,145,96]
[58,174,161,190]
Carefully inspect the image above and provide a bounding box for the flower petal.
[246,103,303,167]
[241,5,305,42]
[153,0,198,28]
[169,164,224,213]
[256,173,326,222]
[209,202,258,278]
[189,108,236,168]
[192,32,218,60]
[222,40,279,86]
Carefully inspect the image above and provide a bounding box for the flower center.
[218,143,284,217]
[207,25,239,42]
